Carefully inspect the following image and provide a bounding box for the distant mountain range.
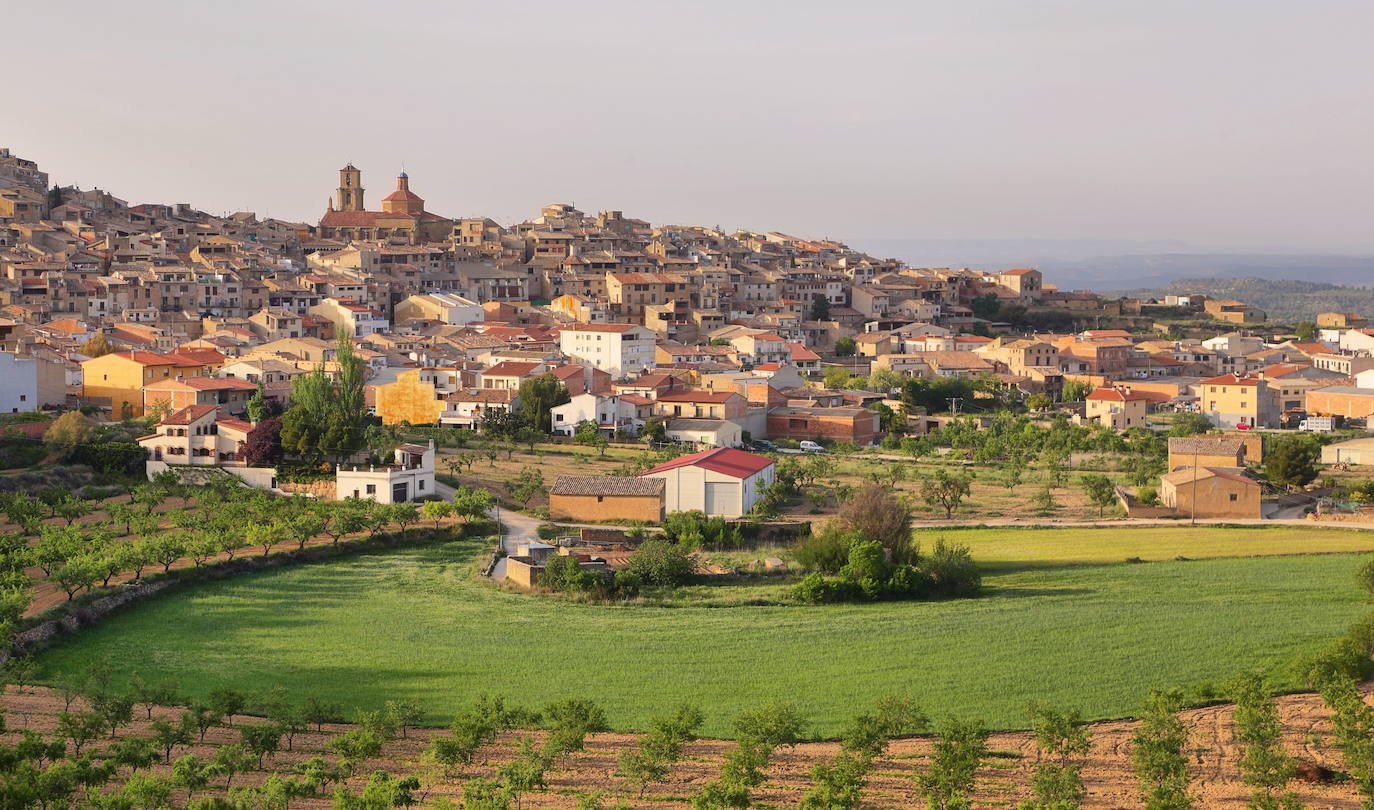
[850,238,1374,291]
[1104,278,1374,323]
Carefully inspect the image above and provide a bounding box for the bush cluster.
[791,535,980,604]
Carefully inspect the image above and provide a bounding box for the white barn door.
[704,481,740,516]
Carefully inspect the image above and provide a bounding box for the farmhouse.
[548,476,665,522]
[1158,466,1261,519]
[639,447,775,517]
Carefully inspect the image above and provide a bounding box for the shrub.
[625,539,695,587]
[923,538,982,598]
[1135,485,1159,506]
[793,525,858,574]
[661,511,742,551]
[836,483,916,563]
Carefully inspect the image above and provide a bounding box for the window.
[366,484,376,494]
[1229,493,1238,502]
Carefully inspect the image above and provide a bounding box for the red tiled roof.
[656,391,740,403]
[1202,373,1261,386]
[105,351,201,367]
[1086,387,1150,402]
[483,361,542,377]
[639,447,775,480]
[563,323,642,333]
[161,404,218,425]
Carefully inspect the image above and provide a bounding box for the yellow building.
[373,368,449,425]
[1082,387,1149,429]
[1200,373,1276,429]
[80,351,209,417]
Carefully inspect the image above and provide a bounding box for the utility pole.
[949,397,962,417]
[1190,451,1198,527]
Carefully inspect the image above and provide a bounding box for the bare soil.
[2,685,1364,808]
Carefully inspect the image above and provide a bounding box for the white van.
[799,440,826,454]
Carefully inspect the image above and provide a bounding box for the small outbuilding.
[1158,466,1261,519]
[638,447,776,517]
[548,476,665,523]
[1321,437,1374,465]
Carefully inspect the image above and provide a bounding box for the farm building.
[1321,437,1374,465]
[639,447,775,517]
[1158,466,1261,519]
[1166,436,1247,471]
[1306,386,1374,419]
[548,476,665,523]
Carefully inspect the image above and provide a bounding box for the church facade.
[318,164,452,244]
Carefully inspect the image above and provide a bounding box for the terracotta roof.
[483,361,542,377]
[1001,268,1038,276]
[161,404,218,425]
[1161,466,1258,487]
[563,323,643,333]
[216,417,253,433]
[639,447,774,480]
[1201,373,1262,386]
[551,476,665,497]
[656,391,740,403]
[1086,387,1150,402]
[320,210,421,227]
[102,351,202,367]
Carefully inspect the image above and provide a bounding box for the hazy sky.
[8,1,1373,250]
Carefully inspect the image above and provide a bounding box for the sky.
[7,0,1373,251]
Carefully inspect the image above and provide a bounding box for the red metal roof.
[639,447,774,480]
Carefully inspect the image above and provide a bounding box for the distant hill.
[1107,277,1374,323]
[1043,253,1374,291]
[850,239,1374,291]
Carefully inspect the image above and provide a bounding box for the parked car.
[751,439,780,452]
[799,440,826,454]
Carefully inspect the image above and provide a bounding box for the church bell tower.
[336,164,364,211]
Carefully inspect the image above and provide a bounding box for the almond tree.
[1131,690,1194,810]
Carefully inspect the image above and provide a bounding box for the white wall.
[0,353,38,414]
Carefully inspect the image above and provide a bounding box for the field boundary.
[4,522,497,667]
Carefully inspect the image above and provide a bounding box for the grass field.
[33,532,1369,737]
[919,525,1374,573]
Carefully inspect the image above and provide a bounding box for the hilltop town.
[5,147,1371,437]
[6,149,1374,809]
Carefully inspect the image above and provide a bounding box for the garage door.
[704,481,740,516]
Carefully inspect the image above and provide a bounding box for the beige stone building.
[1159,466,1261,519]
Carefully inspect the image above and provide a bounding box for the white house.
[551,392,644,437]
[558,323,655,379]
[663,418,743,448]
[336,442,436,503]
[639,447,775,517]
[139,405,254,469]
[0,352,39,413]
